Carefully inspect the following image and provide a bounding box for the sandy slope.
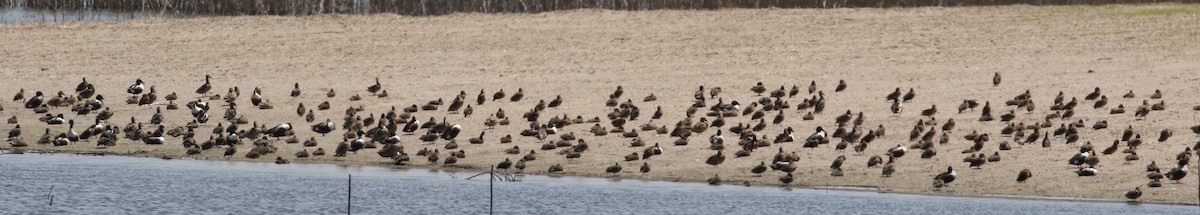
[2,4,1199,204]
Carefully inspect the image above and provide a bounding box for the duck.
[920,105,937,116]
[127,79,145,94]
[1068,150,1090,166]
[87,95,105,110]
[12,88,25,103]
[136,88,160,105]
[267,123,293,138]
[522,150,538,161]
[806,126,828,143]
[779,172,795,186]
[643,93,657,102]
[546,163,564,173]
[1093,95,1107,108]
[1126,134,1144,149]
[710,130,725,145]
[468,131,485,144]
[401,116,420,134]
[443,155,457,166]
[966,153,987,169]
[490,89,507,101]
[510,88,524,102]
[760,86,783,98]
[707,174,721,185]
[987,152,1001,162]
[605,163,622,175]
[196,75,212,96]
[447,96,464,113]
[1124,187,1142,202]
[66,120,79,141]
[249,88,265,106]
[647,143,664,156]
[749,161,768,176]
[46,91,68,107]
[1017,169,1032,183]
[46,114,65,125]
[495,146,519,155]
[1148,179,1163,187]
[867,155,883,167]
[548,95,563,108]
[882,156,896,177]
[303,111,318,124]
[24,91,43,108]
[162,91,177,101]
[919,145,937,158]
[367,77,381,94]
[311,119,334,136]
[497,158,513,170]
[440,124,462,140]
[705,151,725,167]
[888,145,907,158]
[1165,164,1188,182]
[220,144,237,157]
[1124,152,1140,164]
[992,72,1001,86]
[1158,129,1172,143]
[934,166,957,186]
[7,124,20,140]
[1147,170,1163,180]
[902,88,915,103]
[417,148,437,162]
[222,87,240,102]
[1076,167,1098,176]
[750,82,766,95]
[150,107,164,124]
[885,87,901,101]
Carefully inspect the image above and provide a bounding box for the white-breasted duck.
[24,91,43,109]
[934,166,957,186]
[127,79,145,95]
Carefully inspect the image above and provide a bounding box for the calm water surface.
[0,152,1196,214]
[0,7,168,23]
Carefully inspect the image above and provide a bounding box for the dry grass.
[4,0,1196,16]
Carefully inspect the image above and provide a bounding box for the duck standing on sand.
[367,77,381,95]
[934,166,956,187]
[127,79,145,95]
[1017,169,1032,183]
[196,75,212,97]
[24,91,43,108]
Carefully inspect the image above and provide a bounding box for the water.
[0,153,1195,214]
[0,7,166,23]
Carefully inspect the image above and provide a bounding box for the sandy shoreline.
[3,4,1200,204]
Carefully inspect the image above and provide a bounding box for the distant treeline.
[1,0,1194,16]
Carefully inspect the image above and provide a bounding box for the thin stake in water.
[490,165,495,215]
[47,185,54,208]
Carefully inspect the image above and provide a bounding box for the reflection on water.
[0,7,169,23]
[0,153,1196,214]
